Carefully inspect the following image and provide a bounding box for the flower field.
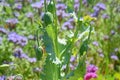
[0,0,120,80]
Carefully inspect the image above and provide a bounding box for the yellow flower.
[83,15,96,22]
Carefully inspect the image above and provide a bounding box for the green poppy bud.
[42,12,53,26]
[47,2,54,13]
[34,46,43,61]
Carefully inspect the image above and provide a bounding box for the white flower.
[52,57,61,65]
[58,37,67,45]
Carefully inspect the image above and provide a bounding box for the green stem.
[36,29,40,47]
[53,0,59,58]
[44,0,47,12]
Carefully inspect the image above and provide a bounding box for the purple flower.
[99,53,104,58]
[90,11,99,17]
[14,3,22,10]
[87,64,98,73]
[56,3,67,10]
[0,2,10,7]
[74,0,79,3]
[82,0,88,6]
[91,2,106,17]
[110,30,115,35]
[13,48,29,59]
[0,75,6,80]
[103,35,109,40]
[28,35,35,40]
[0,27,8,34]
[56,10,69,22]
[6,18,19,24]
[96,3,106,10]
[14,12,20,17]
[84,64,98,80]
[114,48,119,52]
[31,1,43,9]
[27,57,37,63]
[26,12,34,18]
[33,67,42,72]
[70,56,76,62]
[5,18,18,29]
[61,65,67,70]
[111,55,118,60]
[93,6,100,12]
[74,3,80,12]
[8,32,28,46]
[69,63,75,70]
[21,53,29,59]
[102,14,109,19]
[92,41,99,46]
[84,72,97,80]
[62,21,74,30]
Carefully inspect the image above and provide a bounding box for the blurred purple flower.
[70,56,76,62]
[74,3,80,12]
[57,10,69,22]
[33,67,42,72]
[0,2,10,7]
[62,21,74,30]
[97,49,103,54]
[111,55,118,60]
[92,41,99,46]
[102,14,109,19]
[0,27,8,34]
[14,3,22,10]
[96,3,106,10]
[13,48,29,59]
[87,64,98,73]
[27,57,37,63]
[31,1,43,9]
[13,48,22,58]
[56,3,67,10]
[14,12,20,18]
[74,0,79,3]
[99,53,104,58]
[8,32,28,46]
[6,18,19,24]
[26,12,34,18]
[110,30,115,35]
[114,48,119,52]
[84,64,98,80]
[103,35,109,40]
[0,75,6,80]
[82,0,88,6]
[69,63,75,70]
[91,2,106,17]
[61,65,67,70]
[21,53,29,59]
[84,72,97,80]
[93,6,100,12]
[28,35,35,40]
[91,11,99,17]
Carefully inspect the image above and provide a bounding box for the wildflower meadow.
[0,0,120,80]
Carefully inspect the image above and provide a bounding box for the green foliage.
[40,56,59,80]
[42,12,53,26]
[79,40,88,56]
[0,0,119,79]
[34,47,43,61]
[68,57,86,80]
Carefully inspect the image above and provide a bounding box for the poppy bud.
[34,46,43,61]
[42,12,53,26]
